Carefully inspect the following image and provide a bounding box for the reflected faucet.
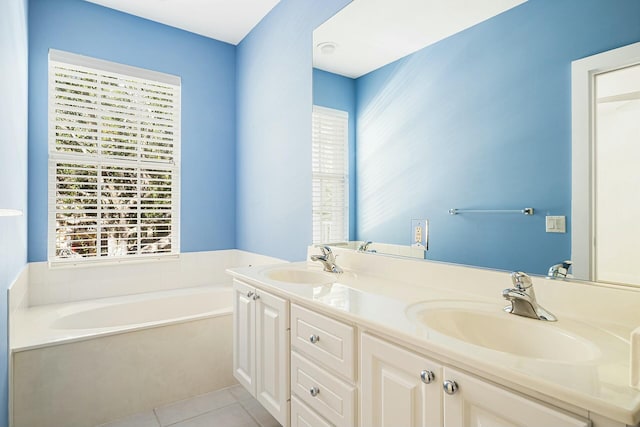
[310,246,343,274]
[502,272,557,321]
[547,260,572,279]
[357,241,376,253]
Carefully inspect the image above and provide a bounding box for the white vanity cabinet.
[361,333,443,427]
[228,263,638,427]
[442,367,589,427]
[289,303,357,427]
[232,279,290,427]
[361,332,589,427]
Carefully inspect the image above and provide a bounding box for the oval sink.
[405,300,601,362]
[265,268,336,285]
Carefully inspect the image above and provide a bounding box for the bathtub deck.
[11,284,232,352]
[97,385,280,427]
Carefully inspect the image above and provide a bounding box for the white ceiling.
[313,0,527,78]
[85,0,281,45]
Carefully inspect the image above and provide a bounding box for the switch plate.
[411,219,428,249]
[546,216,566,233]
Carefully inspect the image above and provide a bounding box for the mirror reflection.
[311,0,640,282]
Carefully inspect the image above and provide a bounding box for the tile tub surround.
[27,249,285,306]
[228,248,640,425]
[12,304,235,427]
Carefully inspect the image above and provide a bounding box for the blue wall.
[0,0,29,423]
[312,69,357,240]
[236,0,351,261]
[352,0,640,274]
[28,0,237,261]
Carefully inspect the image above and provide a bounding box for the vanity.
[227,247,640,427]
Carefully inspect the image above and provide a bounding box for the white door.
[593,63,640,285]
[572,41,640,284]
[255,288,290,427]
[232,280,256,395]
[361,333,443,427]
[442,368,588,427]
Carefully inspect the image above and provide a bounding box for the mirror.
[311,0,640,283]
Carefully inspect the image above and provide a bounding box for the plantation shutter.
[312,105,349,244]
[48,49,181,262]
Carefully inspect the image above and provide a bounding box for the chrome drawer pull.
[443,380,459,395]
[246,291,254,298]
[309,334,320,344]
[420,370,435,384]
[309,386,320,397]
[253,293,260,300]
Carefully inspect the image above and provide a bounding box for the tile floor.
[97,385,281,427]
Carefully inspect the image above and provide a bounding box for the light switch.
[546,216,566,233]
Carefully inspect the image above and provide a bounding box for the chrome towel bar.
[448,208,534,215]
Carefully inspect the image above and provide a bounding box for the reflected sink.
[265,268,336,285]
[405,300,601,362]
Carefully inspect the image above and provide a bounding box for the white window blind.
[312,105,349,244]
[48,50,181,262]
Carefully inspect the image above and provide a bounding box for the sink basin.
[264,268,336,285]
[405,300,601,362]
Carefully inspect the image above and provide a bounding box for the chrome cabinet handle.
[309,387,320,397]
[420,370,435,384]
[246,291,254,298]
[253,293,260,300]
[443,380,459,395]
[309,334,320,344]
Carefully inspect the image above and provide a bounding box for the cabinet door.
[232,280,256,395]
[442,368,589,427]
[361,333,443,427]
[255,289,290,427]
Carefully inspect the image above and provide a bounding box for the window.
[312,105,349,244]
[48,50,181,262]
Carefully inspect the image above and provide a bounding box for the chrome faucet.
[310,246,343,274]
[502,272,557,321]
[547,260,572,279]
[357,241,376,253]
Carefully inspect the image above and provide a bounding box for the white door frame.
[571,41,640,281]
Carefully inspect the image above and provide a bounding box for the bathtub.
[11,285,236,427]
[53,287,231,330]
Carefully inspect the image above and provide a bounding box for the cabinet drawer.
[291,395,333,427]
[291,351,356,427]
[290,304,355,380]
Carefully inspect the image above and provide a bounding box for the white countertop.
[227,249,640,425]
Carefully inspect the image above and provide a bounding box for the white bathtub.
[12,285,233,351]
[9,250,287,427]
[52,286,232,331]
[11,285,236,427]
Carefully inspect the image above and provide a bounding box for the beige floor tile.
[240,398,281,427]
[96,410,160,427]
[154,389,236,426]
[228,384,253,402]
[171,403,259,427]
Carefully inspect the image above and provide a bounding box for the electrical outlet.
[411,219,429,249]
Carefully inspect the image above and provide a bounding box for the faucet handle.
[511,271,532,290]
[561,260,573,270]
[320,246,332,256]
[547,260,573,278]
